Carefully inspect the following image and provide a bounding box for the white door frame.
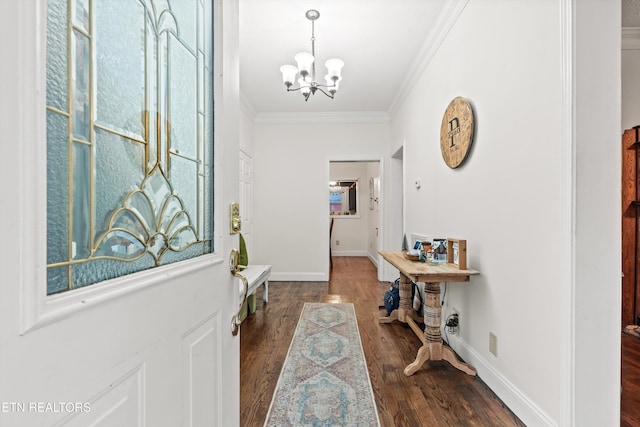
[326,157,384,280]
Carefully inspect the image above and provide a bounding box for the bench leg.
[263,280,268,303]
[247,294,257,314]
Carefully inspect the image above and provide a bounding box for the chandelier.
[279,10,344,101]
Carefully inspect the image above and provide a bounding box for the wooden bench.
[242,265,271,313]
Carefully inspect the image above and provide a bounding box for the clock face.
[440,97,474,168]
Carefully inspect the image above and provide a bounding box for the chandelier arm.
[314,87,335,99]
[286,86,305,93]
[313,83,336,89]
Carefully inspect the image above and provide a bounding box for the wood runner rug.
[264,303,380,426]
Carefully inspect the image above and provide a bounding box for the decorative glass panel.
[46,0,214,295]
[169,35,197,158]
[94,0,145,139]
[146,14,158,170]
[48,266,69,295]
[94,127,146,235]
[47,111,69,266]
[170,156,198,221]
[169,0,197,53]
[46,0,68,111]
[72,142,91,259]
[72,29,91,141]
[72,256,156,289]
[73,0,90,33]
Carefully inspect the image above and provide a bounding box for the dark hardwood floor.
[240,256,524,426]
[622,332,640,427]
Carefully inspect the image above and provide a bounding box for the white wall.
[573,1,621,425]
[239,105,255,156]
[252,120,389,280]
[239,104,255,255]
[389,0,620,425]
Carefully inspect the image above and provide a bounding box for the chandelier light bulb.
[298,78,311,96]
[294,52,314,77]
[325,74,341,94]
[325,58,344,79]
[280,65,298,87]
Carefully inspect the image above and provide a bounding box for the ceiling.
[239,0,447,116]
[240,1,633,116]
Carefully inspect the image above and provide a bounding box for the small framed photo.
[447,239,467,270]
[432,238,447,263]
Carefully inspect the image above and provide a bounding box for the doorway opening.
[328,160,381,278]
[622,127,640,333]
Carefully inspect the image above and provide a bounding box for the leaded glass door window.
[46,0,214,295]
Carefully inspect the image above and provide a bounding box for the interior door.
[622,126,640,328]
[0,0,240,426]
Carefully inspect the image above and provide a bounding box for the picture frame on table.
[432,238,447,262]
[447,238,467,270]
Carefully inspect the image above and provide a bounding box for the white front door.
[0,0,240,426]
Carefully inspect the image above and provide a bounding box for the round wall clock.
[440,97,475,169]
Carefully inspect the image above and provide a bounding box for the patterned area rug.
[264,303,380,426]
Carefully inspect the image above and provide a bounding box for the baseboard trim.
[331,250,369,257]
[367,253,378,267]
[269,272,328,282]
[447,335,556,427]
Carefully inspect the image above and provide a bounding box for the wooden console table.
[379,251,479,376]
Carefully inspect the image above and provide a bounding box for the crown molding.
[622,27,640,50]
[253,111,390,125]
[388,0,470,119]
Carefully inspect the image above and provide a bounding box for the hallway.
[240,257,524,426]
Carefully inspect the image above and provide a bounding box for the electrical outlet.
[445,309,459,335]
[489,332,498,357]
[446,313,459,335]
[336,240,340,246]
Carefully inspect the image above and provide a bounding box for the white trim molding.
[24,255,225,334]
[331,250,368,257]
[388,0,470,118]
[622,27,640,50]
[269,272,328,282]
[367,253,379,268]
[448,335,556,427]
[254,111,390,125]
[559,0,575,425]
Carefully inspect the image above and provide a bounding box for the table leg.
[404,282,476,376]
[397,273,413,323]
[379,273,418,323]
